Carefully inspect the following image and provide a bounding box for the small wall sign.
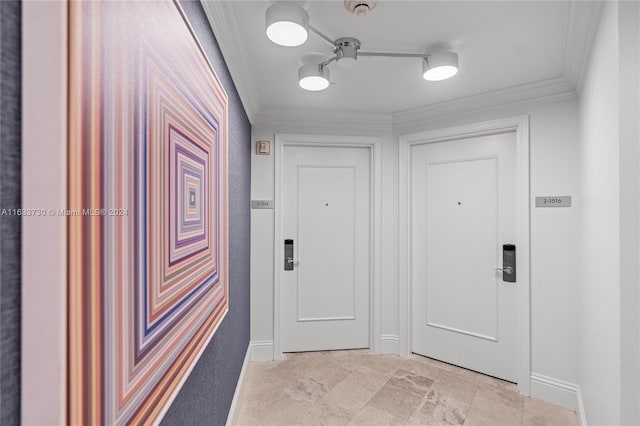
[256,140,271,155]
[535,196,572,207]
[251,200,274,209]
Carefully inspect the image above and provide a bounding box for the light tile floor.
[232,350,578,426]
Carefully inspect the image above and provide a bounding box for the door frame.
[273,134,382,359]
[398,116,531,395]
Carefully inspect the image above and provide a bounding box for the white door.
[410,131,517,381]
[281,145,370,352]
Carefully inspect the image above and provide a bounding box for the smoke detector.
[344,0,377,16]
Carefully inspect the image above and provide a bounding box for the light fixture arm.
[359,51,431,59]
[319,56,339,67]
[308,25,336,48]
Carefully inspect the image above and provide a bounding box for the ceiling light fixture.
[265,2,459,91]
[298,63,330,91]
[265,3,309,47]
[422,52,459,81]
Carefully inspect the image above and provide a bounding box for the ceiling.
[202,1,601,121]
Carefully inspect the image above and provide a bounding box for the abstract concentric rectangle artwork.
[68,1,229,424]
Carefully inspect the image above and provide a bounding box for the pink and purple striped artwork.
[67,1,229,424]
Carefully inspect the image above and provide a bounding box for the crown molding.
[393,76,577,128]
[253,108,393,131]
[256,77,576,133]
[563,0,604,93]
[200,0,260,123]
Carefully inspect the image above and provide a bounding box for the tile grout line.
[462,377,481,425]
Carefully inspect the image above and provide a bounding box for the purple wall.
[161,1,251,425]
[0,1,22,424]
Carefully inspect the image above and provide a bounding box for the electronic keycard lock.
[284,239,295,271]
[495,244,516,283]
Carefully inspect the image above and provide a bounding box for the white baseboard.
[530,373,583,414]
[225,343,251,426]
[379,334,399,354]
[249,340,274,361]
[576,386,587,426]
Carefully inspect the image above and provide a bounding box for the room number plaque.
[251,200,274,209]
[535,196,572,207]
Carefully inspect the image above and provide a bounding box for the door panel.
[298,166,356,321]
[282,145,370,352]
[425,158,499,340]
[411,131,517,381]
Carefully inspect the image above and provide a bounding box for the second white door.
[281,144,370,352]
[410,131,518,381]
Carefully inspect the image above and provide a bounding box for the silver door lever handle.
[494,266,513,274]
[287,259,299,265]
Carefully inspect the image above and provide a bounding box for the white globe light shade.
[265,3,309,47]
[298,64,330,91]
[422,52,459,81]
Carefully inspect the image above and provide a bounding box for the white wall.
[618,3,640,424]
[249,95,583,407]
[579,5,620,422]
[578,1,640,424]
